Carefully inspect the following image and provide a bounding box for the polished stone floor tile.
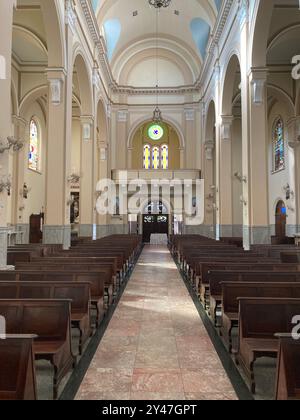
[76,245,237,401]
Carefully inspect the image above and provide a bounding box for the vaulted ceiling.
[93,0,222,87]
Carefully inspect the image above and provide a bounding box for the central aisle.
[76,245,237,400]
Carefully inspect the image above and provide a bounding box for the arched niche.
[130,121,180,170]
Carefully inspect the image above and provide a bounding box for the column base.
[16,224,30,244]
[243,225,271,249]
[78,224,93,238]
[43,225,71,249]
[0,227,8,268]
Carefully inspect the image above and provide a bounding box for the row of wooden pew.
[170,234,300,400]
[0,235,142,400]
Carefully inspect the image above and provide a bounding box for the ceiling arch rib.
[113,37,201,85]
[95,0,220,88]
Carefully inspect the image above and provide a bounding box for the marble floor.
[76,245,237,400]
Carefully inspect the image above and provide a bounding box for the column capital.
[220,115,234,141]
[287,116,300,148]
[46,69,66,106]
[204,140,215,160]
[249,68,268,106]
[80,115,94,125]
[80,116,94,142]
[117,109,128,123]
[12,115,27,129]
[46,67,66,81]
[184,108,195,121]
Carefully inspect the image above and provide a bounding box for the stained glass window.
[143,145,151,170]
[152,146,160,170]
[161,144,169,170]
[273,118,285,172]
[29,119,40,172]
[148,124,164,141]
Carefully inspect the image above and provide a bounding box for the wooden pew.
[275,334,300,400]
[0,271,106,326]
[199,262,300,304]
[208,271,300,326]
[221,282,300,353]
[27,257,119,288]
[281,252,300,263]
[0,335,37,400]
[237,298,300,394]
[0,299,76,399]
[0,282,91,355]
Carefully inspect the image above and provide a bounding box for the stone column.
[117,110,128,169]
[203,139,215,238]
[219,116,234,237]
[43,3,73,248]
[287,117,300,234]
[11,116,28,243]
[248,69,270,244]
[184,108,196,169]
[79,116,94,237]
[0,0,15,266]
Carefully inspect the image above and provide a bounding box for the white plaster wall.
[23,102,46,222]
[268,102,296,230]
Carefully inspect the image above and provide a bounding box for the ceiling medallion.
[149,0,171,9]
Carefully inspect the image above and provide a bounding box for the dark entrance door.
[275,200,287,238]
[142,214,169,243]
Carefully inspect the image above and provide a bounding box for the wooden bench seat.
[0,335,37,400]
[237,298,300,394]
[221,282,300,353]
[0,281,91,355]
[198,262,298,303]
[0,270,106,326]
[0,299,76,399]
[208,271,300,326]
[275,334,300,400]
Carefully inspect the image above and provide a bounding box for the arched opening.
[131,121,180,170]
[70,53,93,237]
[221,54,243,238]
[275,200,287,238]
[142,200,169,243]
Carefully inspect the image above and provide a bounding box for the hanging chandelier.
[149,0,171,8]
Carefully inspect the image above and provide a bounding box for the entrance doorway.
[275,200,287,238]
[142,201,169,243]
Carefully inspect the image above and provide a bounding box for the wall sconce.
[210,185,219,193]
[67,173,81,184]
[20,183,31,199]
[234,172,247,183]
[0,176,12,196]
[0,136,24,153]
[283,183,294,200]
[240,196,247,206]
